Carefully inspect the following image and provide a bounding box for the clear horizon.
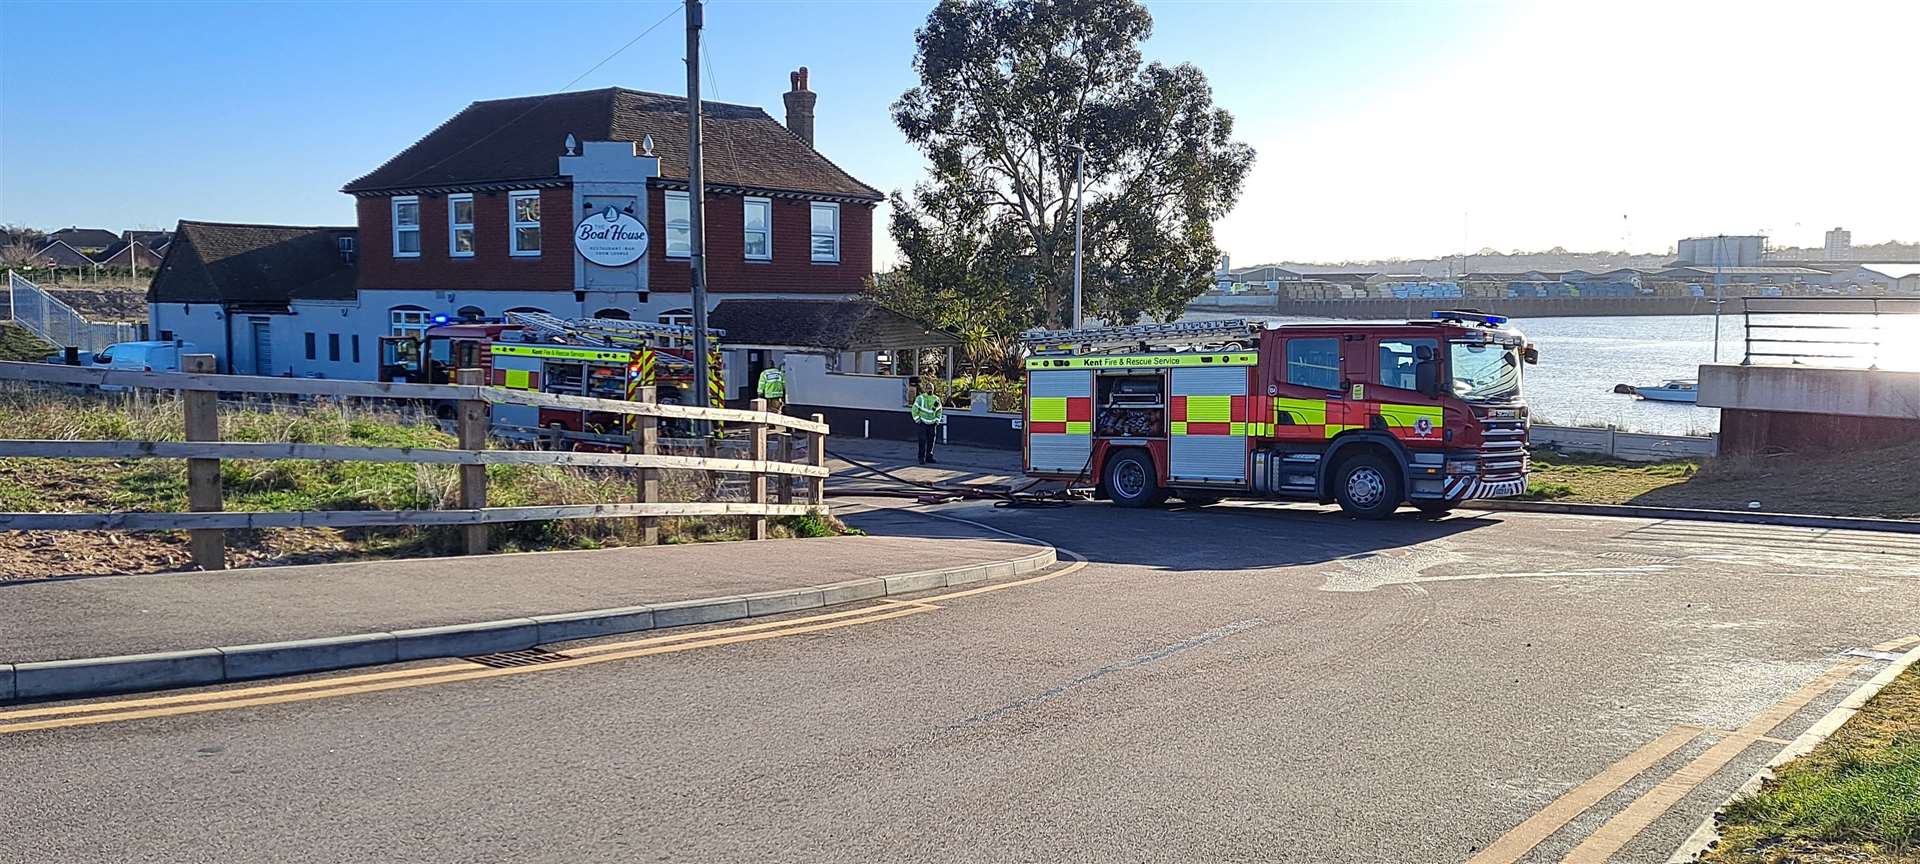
[2,0,1914,267]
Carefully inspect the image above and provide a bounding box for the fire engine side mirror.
[1522,345,1540,365]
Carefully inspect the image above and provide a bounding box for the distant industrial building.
[1675,235,1767,267]
[1825,227,1852,260]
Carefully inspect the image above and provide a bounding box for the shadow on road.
[852,497,1497,573]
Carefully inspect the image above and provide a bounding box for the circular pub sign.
[574,206,649,267]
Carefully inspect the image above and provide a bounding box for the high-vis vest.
[911,392,945,425]
[756,368,786,400]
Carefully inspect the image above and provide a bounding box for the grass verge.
[1522,441,1920,520]
[0,385,851,578]
[1704,662,1920,863]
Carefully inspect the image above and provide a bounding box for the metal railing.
[4,270,143,354]
[1741,297,1920,368]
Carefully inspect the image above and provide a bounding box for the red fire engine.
[1021,312,1538,518]
[377,312,725,444]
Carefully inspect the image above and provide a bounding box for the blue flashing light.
[1432,310,1508,327]
[430,314,451,325]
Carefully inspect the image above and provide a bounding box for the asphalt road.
[6,499,1919,864]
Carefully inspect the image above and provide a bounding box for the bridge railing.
[1740,296,1920,368]
[0,356,829,570]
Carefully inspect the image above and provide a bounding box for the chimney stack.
[783,66,817,147]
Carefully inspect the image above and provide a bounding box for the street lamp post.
[1071,143,1086,329]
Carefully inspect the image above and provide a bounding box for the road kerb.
[221,633,399,681]
[390,619,541,662]
[1665,638,1920,863]
[3,524,1058,705]
[13,649,226,702]
[1476,500,1920,535]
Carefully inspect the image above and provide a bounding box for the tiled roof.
[94,240,166,269]
[32,241,96,267]
[343,87,880,201]
[148,221,357,306]
[708,300,960,350]
[48,227,120,249]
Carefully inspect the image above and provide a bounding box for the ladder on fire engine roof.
[1020,318,1262,355]
[503,311,727,346]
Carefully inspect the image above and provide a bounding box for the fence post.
[630,385,660,546]
[1606,423,1618,459]
[749,398,769,540]
[808,413,826,507]
[776,423,794,506]
[182,354,224,571]
[455,369,489,555]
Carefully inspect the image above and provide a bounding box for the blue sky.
[3,0,1914,265]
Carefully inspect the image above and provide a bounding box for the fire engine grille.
[464,648,573,668]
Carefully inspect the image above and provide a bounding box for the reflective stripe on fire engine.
[1168,393,1248,437]
[504,369,533,390]
[1028,395,1091,435]
[1024,352,1257,370]
[1378,403,1443,439]
[636,350,656,387]
[491,344,633,363]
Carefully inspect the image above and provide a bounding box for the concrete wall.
[1699,363,1920,455]
[1530,424,1717,462]
[1698,364,1920,420]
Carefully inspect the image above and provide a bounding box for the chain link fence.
[5,270,142,355]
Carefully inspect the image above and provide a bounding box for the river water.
[1180,312,1919,436]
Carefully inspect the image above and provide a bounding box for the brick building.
[151,69,884,387]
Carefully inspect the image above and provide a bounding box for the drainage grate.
[464,648,573,668]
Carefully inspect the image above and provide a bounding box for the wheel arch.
[1318,432,1409,500]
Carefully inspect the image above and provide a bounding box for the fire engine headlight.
[1446,462,1479,475]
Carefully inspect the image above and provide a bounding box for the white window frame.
[390,307,431,337]
[664,191,691,258]
[743,196,772,262]
[508,190,541,257]
[448,193,475,258]
[809,201,840,263]
[391,196,420,258]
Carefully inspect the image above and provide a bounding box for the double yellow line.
[0,555,1086,736]
[1468,634,1920,864]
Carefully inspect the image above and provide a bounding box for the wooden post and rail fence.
[0,356,830,571]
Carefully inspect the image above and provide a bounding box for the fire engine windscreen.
[1449,342,1521,403]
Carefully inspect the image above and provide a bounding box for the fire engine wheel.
[1333,453,1403,519]
[1104,451,1165,508]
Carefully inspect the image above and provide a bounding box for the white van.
[93,340,200,374]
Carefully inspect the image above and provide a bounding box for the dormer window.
[392,197,420,258]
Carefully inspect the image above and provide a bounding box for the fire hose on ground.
[823,448,1086,508]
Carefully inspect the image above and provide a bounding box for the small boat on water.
[1614,379,1698,403]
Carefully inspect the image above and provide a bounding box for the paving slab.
[0,508,1044,665]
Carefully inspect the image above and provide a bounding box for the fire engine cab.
[378,312,725,442]
[1021,312,1538,518]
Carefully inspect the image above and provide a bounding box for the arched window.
[456,305,485,321]
[505,306,548,315]
[389,305,431,336]
[592,308,630,320]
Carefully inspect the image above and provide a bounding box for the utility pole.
[1071,143,1086,329]
[686,0,712,429]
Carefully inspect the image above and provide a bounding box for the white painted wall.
[778,352,909,410]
